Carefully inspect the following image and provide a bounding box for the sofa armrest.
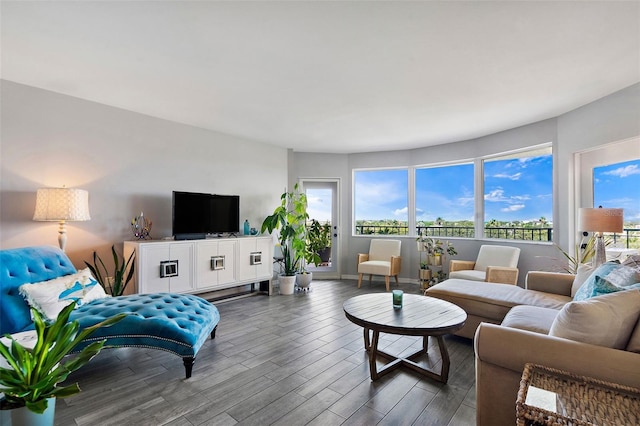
[474,323,640,426]
[357,253,369,264]
[525,271,574,296]
[449,259,475,272]
[485,266,518,284]
[390,256,402,275]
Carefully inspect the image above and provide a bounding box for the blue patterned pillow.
[574,261,639,300]
[19,268,109,320]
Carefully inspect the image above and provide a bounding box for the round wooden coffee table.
[343,293,467,383]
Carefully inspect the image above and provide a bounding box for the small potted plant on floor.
[84,245,135,296]
[261,183,309,294]
[0,302,126,425]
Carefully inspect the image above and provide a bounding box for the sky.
[594,159,640,223]
[319,156,640,226]
[354,154,554,223]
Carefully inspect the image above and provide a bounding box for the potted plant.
[0,302,126,425]
[417,234,457,265]
[84,245,135,296]
[308,219,331,264]
[261,184,309,294]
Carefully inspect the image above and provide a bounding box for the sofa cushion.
[574,261,640,300]
[425,279,570,323]
[571,263,593,297]
[549,289,640,349]
[501,305,558,334]
[449,269,487,281]
[19,268,108,320]
[626,319,640,353]
[573,261,619,300]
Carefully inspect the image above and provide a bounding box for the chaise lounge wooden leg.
[211,325,217,339]
[183,356,195,379]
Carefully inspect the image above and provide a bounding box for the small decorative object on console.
[131,211,152,240]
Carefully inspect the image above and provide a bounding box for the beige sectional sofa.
[425,271,574,339]
[426,268,640,426]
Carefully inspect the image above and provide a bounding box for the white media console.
[124,235,274,296]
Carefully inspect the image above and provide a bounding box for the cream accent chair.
[449,245,520,285]
[357,239,402,292]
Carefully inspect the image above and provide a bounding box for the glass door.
[301,179,339,278]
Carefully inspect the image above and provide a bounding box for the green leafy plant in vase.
[85,245,135,296]
[307,219,331,264]
[0,302,126,422]
[262,184,310,293]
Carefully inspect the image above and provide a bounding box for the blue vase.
[243,220,250,235]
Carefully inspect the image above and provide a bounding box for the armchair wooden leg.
[369,274,372,285]
[394,275,399,285]
[385,276,390,292]
[358,273,363,288]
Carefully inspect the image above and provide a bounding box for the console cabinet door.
[195,240,237,290]
[237,237,273,282]
[137,242,195,294]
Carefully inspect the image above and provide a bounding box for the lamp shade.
[33,188,91,222]
[578,207,623,233]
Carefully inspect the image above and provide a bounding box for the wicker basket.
[516,363,640,426]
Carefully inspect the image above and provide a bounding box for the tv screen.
[172,191,240,239]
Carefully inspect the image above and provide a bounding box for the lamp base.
[58,221,67,252]
[593,234,606,268]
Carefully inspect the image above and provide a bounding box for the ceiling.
[2,1,639,154]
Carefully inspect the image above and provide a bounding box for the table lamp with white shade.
[578,207,623,268]
[33,187,91,251]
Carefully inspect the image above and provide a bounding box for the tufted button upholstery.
[71,293,219,357]
[1,246,220,378]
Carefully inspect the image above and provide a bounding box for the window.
[415,163,475,238]
[483,147,553,241]
[352,145,553,242]
[354,169,408,235]
[594,158,640,248]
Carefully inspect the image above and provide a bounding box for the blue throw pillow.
[574,261,640,300]
[591,276,640,296]
[574,261,620,301]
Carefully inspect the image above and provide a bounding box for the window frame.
[351,143,554,244]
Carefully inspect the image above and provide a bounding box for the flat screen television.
[172,191,240,239]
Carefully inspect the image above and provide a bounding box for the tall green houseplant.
[261,184,309,276]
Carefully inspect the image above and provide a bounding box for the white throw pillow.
[19,268,109,320]
[570,263,593,298]
[549,289,640,349]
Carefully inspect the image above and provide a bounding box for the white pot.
[296,272,313,289]
[279,275,296,295]
[10,397,56,426]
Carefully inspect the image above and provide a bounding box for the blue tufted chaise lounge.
[0,246,220,378]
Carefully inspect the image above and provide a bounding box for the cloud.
[393,206,408,216]
[493,172,522,180]
[603,164,640,178]
[485,189,507,201]
[501,204,525,212]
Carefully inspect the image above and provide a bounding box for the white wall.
[292,83,640,286]
[2,80,638,283]
[0,81,288,267]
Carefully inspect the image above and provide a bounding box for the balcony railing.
[355,225,640,248]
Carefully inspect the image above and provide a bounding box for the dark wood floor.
[55,280,476,426]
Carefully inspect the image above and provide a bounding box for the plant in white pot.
[0,302,126,425]
[261,184,309,295]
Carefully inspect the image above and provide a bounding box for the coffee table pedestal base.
[364,328,451,383]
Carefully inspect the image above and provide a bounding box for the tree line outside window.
[353,146,554,241]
